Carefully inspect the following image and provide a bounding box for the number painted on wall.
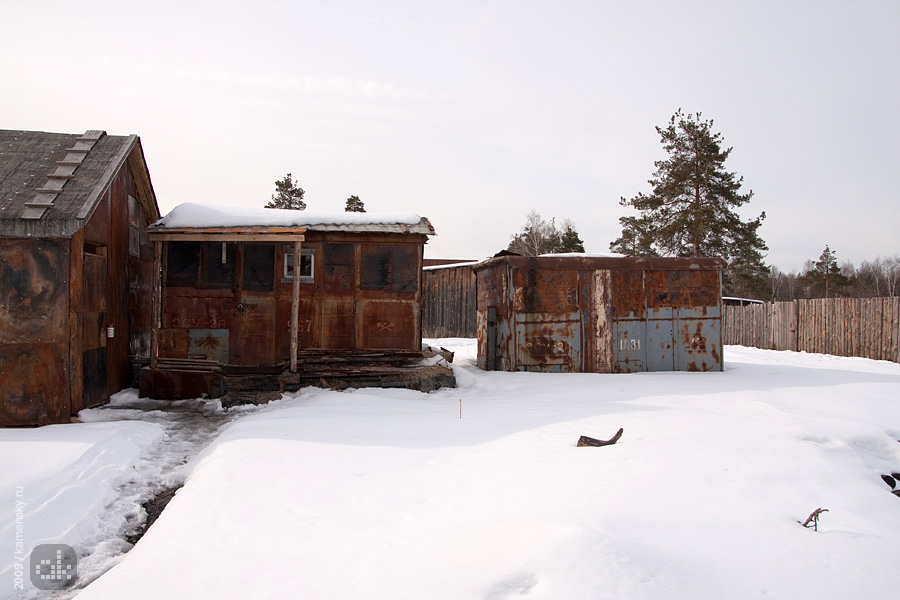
[619,338,641,351]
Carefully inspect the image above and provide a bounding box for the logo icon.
[30,544,77,590]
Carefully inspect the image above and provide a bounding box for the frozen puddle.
[55,394,247,597]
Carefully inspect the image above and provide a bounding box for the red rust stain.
[681,321,708,353]
[0,344,68,426]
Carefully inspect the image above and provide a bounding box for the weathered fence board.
[723,297,900,364]
[422,264,477,338]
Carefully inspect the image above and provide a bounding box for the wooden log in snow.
[577,428,624,447]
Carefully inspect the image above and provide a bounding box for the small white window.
[283,247,314,283]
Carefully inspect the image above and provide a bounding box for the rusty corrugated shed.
[474,255,726,374]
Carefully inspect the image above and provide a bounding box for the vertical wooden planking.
[723,297,898,364]
[893,297,900,363]
[422,265,477,338]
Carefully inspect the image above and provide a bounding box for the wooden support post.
[290,239,302,373]
[150,241,161,370]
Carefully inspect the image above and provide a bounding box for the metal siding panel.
[321,298,356,349]
[613,320,646,372]
[646,317,675,372]
[512,268,579,313]
[514,313,581,371]
[0,240,68,343]
[360,300,417,350]
[676,307,723,372]
[0,344,69,425]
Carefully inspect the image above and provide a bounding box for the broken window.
[360,244,418,292]
[322,243,354,291]
[166,241,236,289]
[242,243,275,292]
[283,247,314,284]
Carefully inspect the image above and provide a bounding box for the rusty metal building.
[141,204,444,399]
[0,129,160,426]
[474,255,726,373]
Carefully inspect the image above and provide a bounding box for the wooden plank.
[290,240,302,373]
[893,297,900,363]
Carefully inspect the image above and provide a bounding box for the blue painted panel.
[674,315,722,372]
[613,320,646,373]
[647,318,675,371]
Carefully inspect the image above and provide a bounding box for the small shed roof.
[0,129,158,238]
[150,202,436,236]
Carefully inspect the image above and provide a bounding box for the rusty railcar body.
[474,255,726,373]
[142,204,437,398]
[0,130,160,426]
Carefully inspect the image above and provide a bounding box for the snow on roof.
[151,202,435,235]
[423,261,479,271]
[538,252,627,258]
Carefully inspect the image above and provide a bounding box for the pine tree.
[344,195,366,212]
[799,246,851,298]
[556,219,585,253]
[613,110,768,285]
[609,215,658,256]
[265,173,306,210]
[726,243,772,299]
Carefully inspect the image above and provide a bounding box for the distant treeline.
[766,254,899,301]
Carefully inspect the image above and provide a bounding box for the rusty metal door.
[514,312,581,372]
[234,243,276,366]
[646,308,675,371]
[613,319,646,373]
[486,306,498,371]
[675,306,722,371]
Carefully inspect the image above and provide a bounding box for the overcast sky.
[3,0,897,271]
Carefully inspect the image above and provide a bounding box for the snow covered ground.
[4,341,900,599]
[0,393,239,599]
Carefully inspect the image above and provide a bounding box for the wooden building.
[141,203,450,399]
[474,254,726,373]
[422,261,478,338]
[0,129,160,426]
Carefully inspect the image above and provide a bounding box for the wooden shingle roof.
[0,129,158,238]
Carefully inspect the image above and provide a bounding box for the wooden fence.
[422,264,478,338]
[723,297,900,363]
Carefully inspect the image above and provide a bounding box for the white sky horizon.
[2,0,897,272]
